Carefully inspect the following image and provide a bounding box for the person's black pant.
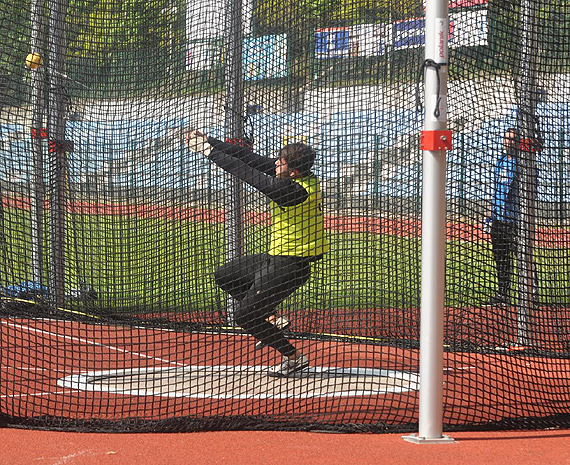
[214,254,311,357]
[490,220,517,297]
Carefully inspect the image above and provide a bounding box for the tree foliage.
[254,0,421,34]
[68,0,184,55]
[0,0,30,104]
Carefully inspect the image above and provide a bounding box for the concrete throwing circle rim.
[58,365,420,399]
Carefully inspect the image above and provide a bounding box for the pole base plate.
[402,433,455,444]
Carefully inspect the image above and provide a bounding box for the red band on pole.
[31,128,49,139]
[420,130,453,151]
[520,138,542,153]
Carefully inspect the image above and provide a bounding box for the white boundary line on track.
[0,319,185,367]
[443,366,477,371]
[0,366,68,373]
[0,318,185,399]
[0,390,73,399]
[57,365,420,399]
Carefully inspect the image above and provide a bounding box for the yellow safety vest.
[269,174,329,257]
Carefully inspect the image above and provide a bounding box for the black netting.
[1,0,569,433]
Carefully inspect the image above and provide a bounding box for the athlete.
[485,128,520,305]
[186,130,329,376]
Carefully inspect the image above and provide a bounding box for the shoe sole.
[267,360,309,378]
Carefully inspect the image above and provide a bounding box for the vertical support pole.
[403,0,454,444]
[514,0,539,347]
[47,0,69,307]
[224,0,245,323]
[559,129,565,223]
[29,0,47,285]
[337,137,342,210]
[374,134,380,209]
[458,119,466,216]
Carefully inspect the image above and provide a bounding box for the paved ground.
[1,427,570,465]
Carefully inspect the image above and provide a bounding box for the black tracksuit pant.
[214,254,312,357]
[490,220,517,297]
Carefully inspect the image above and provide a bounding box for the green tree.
[65,0,186,94]
[0,0,30,105]
[254,0,420,34]
[68,0,182,54]
[325,0,420,25]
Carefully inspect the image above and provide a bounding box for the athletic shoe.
[267,353,309,377]
[254,316,291,350]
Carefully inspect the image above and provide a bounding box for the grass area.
[2,207,570,314]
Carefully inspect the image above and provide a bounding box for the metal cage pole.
[29,0,47,285]
[224,0,245,324]
[46,0,70,307]
[403,0,454,444]
[514,0,539,347]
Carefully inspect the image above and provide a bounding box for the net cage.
[0,0,569,433]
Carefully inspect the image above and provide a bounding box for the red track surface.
[1,428,570,464]
[2,317,570,464]
[1,317,418,426]
[2,317,570,430]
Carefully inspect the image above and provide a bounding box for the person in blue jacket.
[485,128,520,305]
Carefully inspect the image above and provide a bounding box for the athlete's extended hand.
[186,130,213,157]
